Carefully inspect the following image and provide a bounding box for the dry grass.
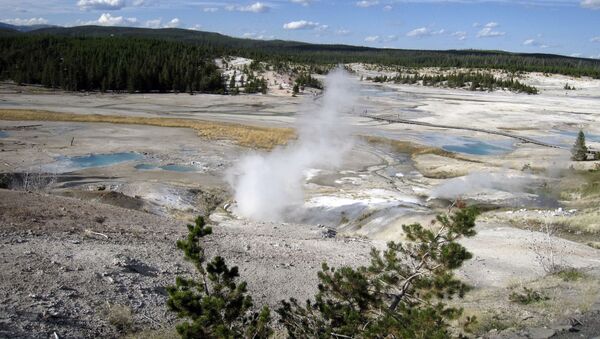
[458,273,600,336]
[125,328,179,339]
[0,109,295,149]
[105,303,133,331]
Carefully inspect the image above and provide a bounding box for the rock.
[527,327,556,339]
[550,324,572,333]
[321,228,337,239]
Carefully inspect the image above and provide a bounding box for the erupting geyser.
[227,68,357,221]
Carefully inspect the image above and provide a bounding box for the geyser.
[227,68,357,221]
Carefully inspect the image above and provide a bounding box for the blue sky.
[1,0,599,58]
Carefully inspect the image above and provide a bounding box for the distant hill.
[0,22,56,32]
[27,25,599,61]
[1,25,599,91]
[16,25,599,78]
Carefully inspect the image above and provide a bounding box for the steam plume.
[429,171,534,200]
[227,69,357,221]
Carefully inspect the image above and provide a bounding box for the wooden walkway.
[365,113,564,149]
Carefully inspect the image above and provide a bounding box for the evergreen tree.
[167,217,272,339]
[229,71,236,90]
[168,206,479,338]
[571,130,588,161]
[277,206,479,338]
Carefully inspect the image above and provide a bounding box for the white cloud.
[356,0,379,8]
[290,0,312,6]
[451,31,467,41]
[188,24,202,30]
[242,31,274,39]
[145,18,161,28]
[164,18,180,28]
[243,32,265,39]
[476,21,505,38]
[283,20,326,30]
[406,27,444,38]
[1,17,48,26]
[383,5,392,10]
[581,0,600,9]
[226,2,270,13]
[335,29,351,36]
[591,36,600,42]
[203,7,218,12]
[77,0,126,11]
[522,38,548,48]
[85,12,138,26]
[143,18,180,28]
[363,34,396,44]
[570,53,582,57]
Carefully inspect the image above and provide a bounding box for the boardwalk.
[365,113,564,149]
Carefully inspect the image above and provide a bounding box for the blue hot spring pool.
[420,134,514,156]
[442,140,513,155]
[43,152,142,172]
[0,131,8,138]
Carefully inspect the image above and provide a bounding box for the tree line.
[0,35,225,93]
[369,71,539,94]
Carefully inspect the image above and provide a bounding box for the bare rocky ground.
[0,189,379,338]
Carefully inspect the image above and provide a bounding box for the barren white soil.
[1,70,600,338]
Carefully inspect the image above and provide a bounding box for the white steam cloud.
[227,69,356,221]
[429,171,534,200]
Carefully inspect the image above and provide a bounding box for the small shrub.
[554,268,585,282]
[508,287,549,305]
[106,303,133,331]
[588,242,600,250]
[471,313,514,333]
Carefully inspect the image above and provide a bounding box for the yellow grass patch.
[0,109,295,149]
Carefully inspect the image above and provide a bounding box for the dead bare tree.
[529,217,568,274]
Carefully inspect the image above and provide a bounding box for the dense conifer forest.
[0,35,224,93]
[1,25,600,93]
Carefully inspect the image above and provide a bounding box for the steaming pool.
[0,130,8,138]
